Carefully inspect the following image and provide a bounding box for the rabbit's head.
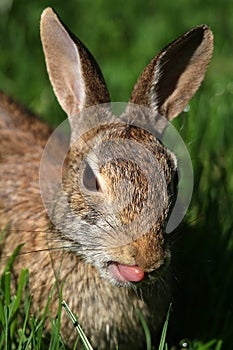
[40,8,213,285]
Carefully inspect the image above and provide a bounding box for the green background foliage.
[0,0,232,349]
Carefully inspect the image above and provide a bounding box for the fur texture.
[0,8,213,349]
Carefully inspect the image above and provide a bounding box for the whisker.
[1,228,54,233]
[0,244,79,259]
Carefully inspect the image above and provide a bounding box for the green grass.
[0,246,68,350]
[0,265,224,349]
[0,0,232,349]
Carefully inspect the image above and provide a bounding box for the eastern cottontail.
[0,7,213,350]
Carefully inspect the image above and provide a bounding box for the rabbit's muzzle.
[131,230,168,272]
[107,228,169,284]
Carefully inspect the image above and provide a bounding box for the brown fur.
[0,92,162,349]
[0,8,213,349]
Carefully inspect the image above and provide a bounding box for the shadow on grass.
[169,216,233,349]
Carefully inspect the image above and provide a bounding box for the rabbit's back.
[0,92,49,230]
[0,94,54,310]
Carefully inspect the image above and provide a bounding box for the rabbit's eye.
[83,164,101,192]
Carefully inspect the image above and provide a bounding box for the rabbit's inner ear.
[40,8,110,122]
[130,25,213,121]
[40,8,85,117]
[152,26,213,120]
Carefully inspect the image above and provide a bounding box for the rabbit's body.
[0,93,168,348]
[0,8,213,350]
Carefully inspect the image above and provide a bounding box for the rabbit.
[0,7,213,350]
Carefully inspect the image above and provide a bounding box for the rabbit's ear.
[130,25,213,120]
[40,8,110,118]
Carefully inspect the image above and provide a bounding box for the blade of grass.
[3,244,24,275]
[4,271,11,306]
[0,297,4,325]
[48,281,64,350]
[158,303,172,350]
[62,300,93,350]
[135,308,151,350]
[10,269,29,340]
[17,294,33,350]
[215,340,223,350]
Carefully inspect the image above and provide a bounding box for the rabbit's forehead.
[73,122,159,151]
[90,131,176,185]
[84,123,172,166]
[97,147,172,186]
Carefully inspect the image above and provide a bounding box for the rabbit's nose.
[108,230,168,274]
[131,231,167,273]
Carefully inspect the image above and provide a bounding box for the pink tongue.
[117,264,144,282]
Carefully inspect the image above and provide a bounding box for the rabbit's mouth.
[108,262,145,284]
[106,256,170,286]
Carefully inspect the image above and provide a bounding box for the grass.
[0,262,224,350]
[0,246,68,350]
[0,0,233,349]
